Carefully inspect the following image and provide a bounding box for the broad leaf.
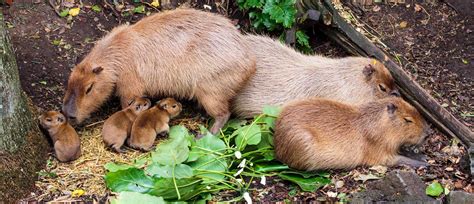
[278,172,330,192]
[152,126,191,165]
[112,191,164,204]
[188,134,226,162]
[426,182,444,197]
[262,105,281,117]
[104,162,134,172]
[105,168,154,193]
[235,124,262,150]
[149,177,204,200]
[146,163,194,179]
[189,154,227,183]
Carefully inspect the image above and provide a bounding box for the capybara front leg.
[196,92,231,135]
[117,74,145,109]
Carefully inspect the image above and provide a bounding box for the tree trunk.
[0,12,49,202]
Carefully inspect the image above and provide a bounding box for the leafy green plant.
[104,106,330,202]
[238,0,312,53]
[426,181,444,197]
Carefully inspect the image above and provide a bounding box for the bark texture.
[0,12,49,202]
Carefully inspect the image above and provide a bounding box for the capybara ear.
[57,115,65,123]
[92,66,103,74]
[387,103,398,114]
[363,64,375,78]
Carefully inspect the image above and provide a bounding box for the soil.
[345,0,473,127]
[2,0,472,203]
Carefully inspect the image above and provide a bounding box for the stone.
[351,170,440,203]
[448,191,474,204]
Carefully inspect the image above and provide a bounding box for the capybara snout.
[63,65,113,123]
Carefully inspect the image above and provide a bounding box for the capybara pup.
[39,111,81,162]
[62,8,256,134]
[102,97,151,152]
[232,34,399,118]
[274,97,427,171]
[128,98,182,151]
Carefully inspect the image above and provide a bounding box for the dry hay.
[34,116,206,201]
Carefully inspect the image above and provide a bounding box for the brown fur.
[38,111,81,162]
[102,97,151,152]
[232,34,399,118]
[274,98,427,171]
[62,8,256,134]
[128,98,182,151]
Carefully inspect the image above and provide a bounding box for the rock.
[448,191,474,204]
[351,170,440,203]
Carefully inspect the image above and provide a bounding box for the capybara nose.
[390,89,401,97]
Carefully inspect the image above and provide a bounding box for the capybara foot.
[209,112,231,134]
[395,155,428,168]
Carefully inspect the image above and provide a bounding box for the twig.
[48,0,62,16]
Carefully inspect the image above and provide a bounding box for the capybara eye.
[172,105,177,108]
[86,83,94,94]
[379,84,387,92]
[46,118,52,122]
[404,117,413,123]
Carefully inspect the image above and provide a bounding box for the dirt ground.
[2,0,472,202]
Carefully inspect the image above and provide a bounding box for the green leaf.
[235,124,262,150]
[426,182,444,197]
[187,134,227,183]
[262,105,281,117]
[91,5,102,12]
[133,5,146,14]
[263,0,297,28]
[280,170,329,178]
[104,162,134,172]
[105,168,155,193]
[59,9,70,17]
[278,172,330,192]
[188,134,226,162]
[255,162,289,172]
[152,126,191,165]
[146,163,194,179]
[222,119,247,132]
[149,177,204,200]
[113,191,165,204]
[296,30,310,49]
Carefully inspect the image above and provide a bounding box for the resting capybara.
[102,97,151,152]
[274,97,427,170]
[128,98,182,151]
[232,34,399,118]
[62,8,256,134]
[39,111,81,162]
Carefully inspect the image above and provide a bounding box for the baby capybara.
[39,111,81,162]
[128,98,182,151]
[62,9,256,134]
[274,98,427,170]
[102,97,151,152]
[232,34,399,118]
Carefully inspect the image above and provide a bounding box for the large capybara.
[128,98,182,151]
[102,97,151,153]
[232,34,399,118]
[274,97,427,171]
[39,111,81,162]
[62,8,256,134]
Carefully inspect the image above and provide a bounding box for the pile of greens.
[104,106,330,203]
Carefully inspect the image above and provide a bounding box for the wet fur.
[102,97,151,152]
[232,34,398,118]
[274,98,426,170]
[63,9,256,134]
[128,98,182,151]
[39,111,81,162]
